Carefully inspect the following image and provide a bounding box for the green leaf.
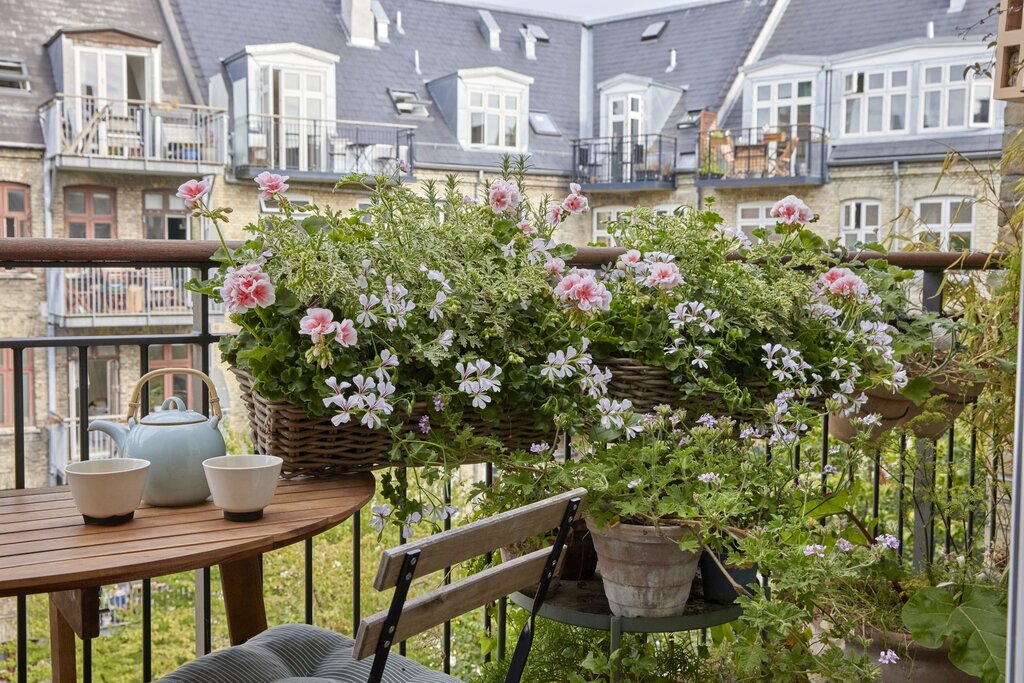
[901,376,935,406]
[902,586,956,648]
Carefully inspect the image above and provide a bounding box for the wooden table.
[0,474,375,682]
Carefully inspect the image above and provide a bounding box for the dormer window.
[921,63,992,130]
[752,78,813,129]
[389,89,429,117]
[469,90,521,148]
[437,67,532,152]
[0,59,30,91]
[842,68,909,135]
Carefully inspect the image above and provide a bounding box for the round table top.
[0,473,375,597]
[511,577,742,633]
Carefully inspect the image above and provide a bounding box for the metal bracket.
[367,548,420,683]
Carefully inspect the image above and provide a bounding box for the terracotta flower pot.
[845,629,979,682]
[829,387,921,444]
[906,376,985,440]
[586,518,700,618]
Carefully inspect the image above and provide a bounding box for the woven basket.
[233,368,550,477]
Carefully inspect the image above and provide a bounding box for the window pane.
[890,94,907,130]
[777,82,791,99]
[949,231,972,250]
[92,193,112,215]
[756,107,770,127]
[470,112,484,144]
[949,199,973,224]
[949,64,967,82]
[797,80,812,98]
[923,91,942,128]
[306,73,321,92]
[891,70,908,88]
[919,202,942,225]
[487,93,500,109]
[4,217,14,238]
[148,346,163,361]
[67,191,86,215]
[740,207,760,220]
[844,233,859,250]
[94,222,112,238]
[145,215,164,239]
[867,96,884,132]
[844,98,860,134]
[868,73,885,90]
[947,87,966,127]
[865,203,880,226]
[505,95,517,110]
[925,66,943,84]
[171,345,190,360]
[797,103,811,126]
[168,195,185,211]
[470,92,482,107]
[143,192,163,211]
[7,189,25,213]
[505,116,517,147]
[842,203,852,228]
[973,84,992,124]
[486,114,500,146]
[629,97,641,112]
[611,99,623,115]
[283,72,300,90]
[756,84,771,101]
[69,222,87,238]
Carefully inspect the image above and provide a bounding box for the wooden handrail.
[0,239,1007,271]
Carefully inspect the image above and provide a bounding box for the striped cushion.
[157,624,461,683]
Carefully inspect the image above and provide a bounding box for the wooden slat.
[355,546,556,660]
[374,488,585,591]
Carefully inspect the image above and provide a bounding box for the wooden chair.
[771,135,799,178]
[158,488,587,683]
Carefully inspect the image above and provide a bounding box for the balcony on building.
[233,114,415,182]
[695,124,827,188]
[572,134,677,191]
[38,94,228,175]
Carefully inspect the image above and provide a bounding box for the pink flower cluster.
[299,307,358,346]
[545,183,590,227]
[770,195,813,225]
[176,179,210,210]
[819,267,869,300]
[643,261,684,291]
[254,171,290,200]
[553,271,611,314]
[488,179,522,214]
[221,263,276,313]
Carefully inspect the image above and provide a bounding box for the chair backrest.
[352,488,587,666]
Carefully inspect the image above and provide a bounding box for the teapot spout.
[87,419,130,454]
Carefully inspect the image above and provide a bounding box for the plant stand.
[511,578,741,682]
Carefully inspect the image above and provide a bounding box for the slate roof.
[830,133,1003,165]
[0,0,195,146]
[589,0,775,154]
[761,0,995,60]
[170,0,584,173]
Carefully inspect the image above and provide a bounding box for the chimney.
[479,10,501,51]
[521,28,536,60]
[395,10,405,34]
[371,0,390,43]
[948,0,967,11]
[926,20,935,38]
[414,49,421,75]
[665,48,677,73]
[342,0,376,48]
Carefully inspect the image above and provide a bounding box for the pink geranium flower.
[563,192,589,214]
[517,221,537,235]
[488,179,522,214]
[820,267,869,299]
[553,271,611,313]
[546,202,563,226]
[176,179,210,210]
[335,318,358,347]
[299,307,337,343]
[221,263,276,313]
[545,255,566,276]
[770,195,813,225]
[643,262,684,291]
[254,171,290,200]
[569,182,583,196]
[617,249,642,270]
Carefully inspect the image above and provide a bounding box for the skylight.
[0,59,30,91]
[389,89,430,117]
[523,23,550,43]
[641,21,668,41]
[529,112,560,136]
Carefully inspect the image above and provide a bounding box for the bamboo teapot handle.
[125,368,222,422]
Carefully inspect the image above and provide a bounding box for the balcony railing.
[572,134,677,190]
[39,95,228,172]
[235,114,415,177]
[0,239,1015,681]
[45,266,222,327]
[697,124,827,187]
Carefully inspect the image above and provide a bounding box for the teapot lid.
[139,397,208,425]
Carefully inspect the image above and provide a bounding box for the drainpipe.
[476,169,484,202]
[42,157,59,482]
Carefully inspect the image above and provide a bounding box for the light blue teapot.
[89,368,226,506]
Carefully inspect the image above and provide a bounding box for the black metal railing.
[698,124,827,184]
[0,239,1011,681]
[236,115,415,176]
[572,134,677,187]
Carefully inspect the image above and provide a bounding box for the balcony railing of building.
[697,124,828,187]
[38,94,228,174]
[0,238,1013,681]
[572,134,677,191]
[235,114,415,179]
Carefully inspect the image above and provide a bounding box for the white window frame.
[841,68,910,137]
[920,62,992,132]
[467,89,522,150]
[653,203,690,217]
[260,194,314,215]
[915,196,975,250]
[593,206,629,246]
[840,199,882,248]
[752,77,815,129]
[457,67,532,152]
[0,58,30,91]
[736,202,776,243]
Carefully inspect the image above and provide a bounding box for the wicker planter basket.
[233,368,551,477]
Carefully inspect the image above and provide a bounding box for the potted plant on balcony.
[697,159,726,179]
[184,157,605,535]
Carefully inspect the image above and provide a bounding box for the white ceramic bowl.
[203,455,283,521]
[65,458,151,525]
